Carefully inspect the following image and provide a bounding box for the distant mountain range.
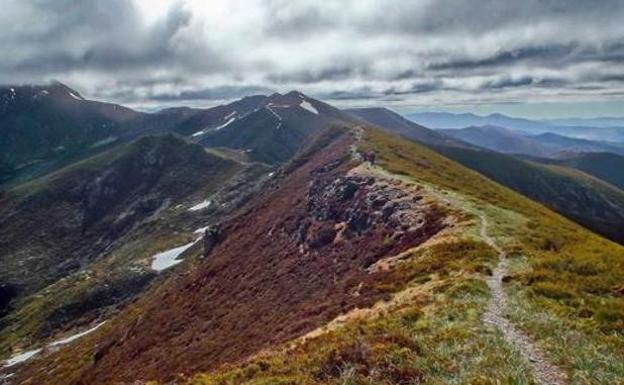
[350,107,624,243]
[439,125,624,158]
[407,111,624,142]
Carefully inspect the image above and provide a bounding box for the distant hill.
[354,111,624,243]
[345,107,465,147]
[407,111,624,142]
[439,125,551,157]
[0,82,145,186]
[435,146,624,243]
[440,125,624,158]
[541,152,624,190]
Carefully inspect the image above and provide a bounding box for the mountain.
[197,91,363,164]
[435,146,624,243]
[544,117,624,128]
[545,152,624,190]
[8,124,623,385]
[0,86,362,187]
[407,111,624,142]
[406,111,549,133]
[345,107,463,147]
[353,113,624,244]
[439,125,551,157]
[440,126,624,158]
[532,132,624,156]
[1,88,623,385]
[0,134,272,356]
[0,82,145,187]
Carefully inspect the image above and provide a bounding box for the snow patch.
[214,117,236,131]
[191,130,205,137]
[266,106,282,121]
[151,240,199,272]
[68,91,83,100]
[299,100,318,115]
[188,199,211,211]
[91,136,118,148]
[49,322,106,347]
[224,111,237,120]
[194,226,209,234]
[3,349,42,368]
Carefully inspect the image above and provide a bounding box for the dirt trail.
[480,214,568,385]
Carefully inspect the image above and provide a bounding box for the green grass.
[358,129,624,383]
[188,274,535,385]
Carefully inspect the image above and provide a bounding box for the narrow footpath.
[480,214,568,385]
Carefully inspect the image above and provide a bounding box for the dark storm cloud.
[1,0,623,105]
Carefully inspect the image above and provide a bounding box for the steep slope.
[198,91,363,164]
[548,152,624,190]
[0,134,240,295]
[184,129,624,385]
[141,95,270,137]
[9,126,623,385]
[8,127,455,384]
[346,107,464,147]
[352,111,624,243]
[435,146,624,243]
[0,83,145,186]
[0,134,276,356]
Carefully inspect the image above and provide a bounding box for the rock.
[203,225,223,256]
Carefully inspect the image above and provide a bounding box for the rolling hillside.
[0,134,273,358]
[5,125,623,385]
[435,146,624,243]
[556,152,624,190]
[350,111,624,244]
[440,126,624,158]
[346,107,464,147]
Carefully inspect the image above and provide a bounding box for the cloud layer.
[2,0,624,109]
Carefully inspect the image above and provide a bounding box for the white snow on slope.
[3,349,42,368]
[151,239,199,272]
[224,111,237,120]
[2,321,108,367]
[299,100,318,115]
[192,130,205,137]
[194,226,209,234]
[188,199,211,211]
[266,105,282,121]
[215,117,236,130]
[49,322,106,347]
[68,91,83,100]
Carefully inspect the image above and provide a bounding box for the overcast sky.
[2,0,624,117]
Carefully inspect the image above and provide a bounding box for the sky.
[2,0,624,118]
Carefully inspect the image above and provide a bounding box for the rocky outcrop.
[203,225,223,256]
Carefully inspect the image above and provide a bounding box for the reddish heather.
[44,128,446,384]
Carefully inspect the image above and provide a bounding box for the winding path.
[480,214,568,385]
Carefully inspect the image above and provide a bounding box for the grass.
[187,275,535,385]
[359,128,624,383]
[9,127,624,384]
